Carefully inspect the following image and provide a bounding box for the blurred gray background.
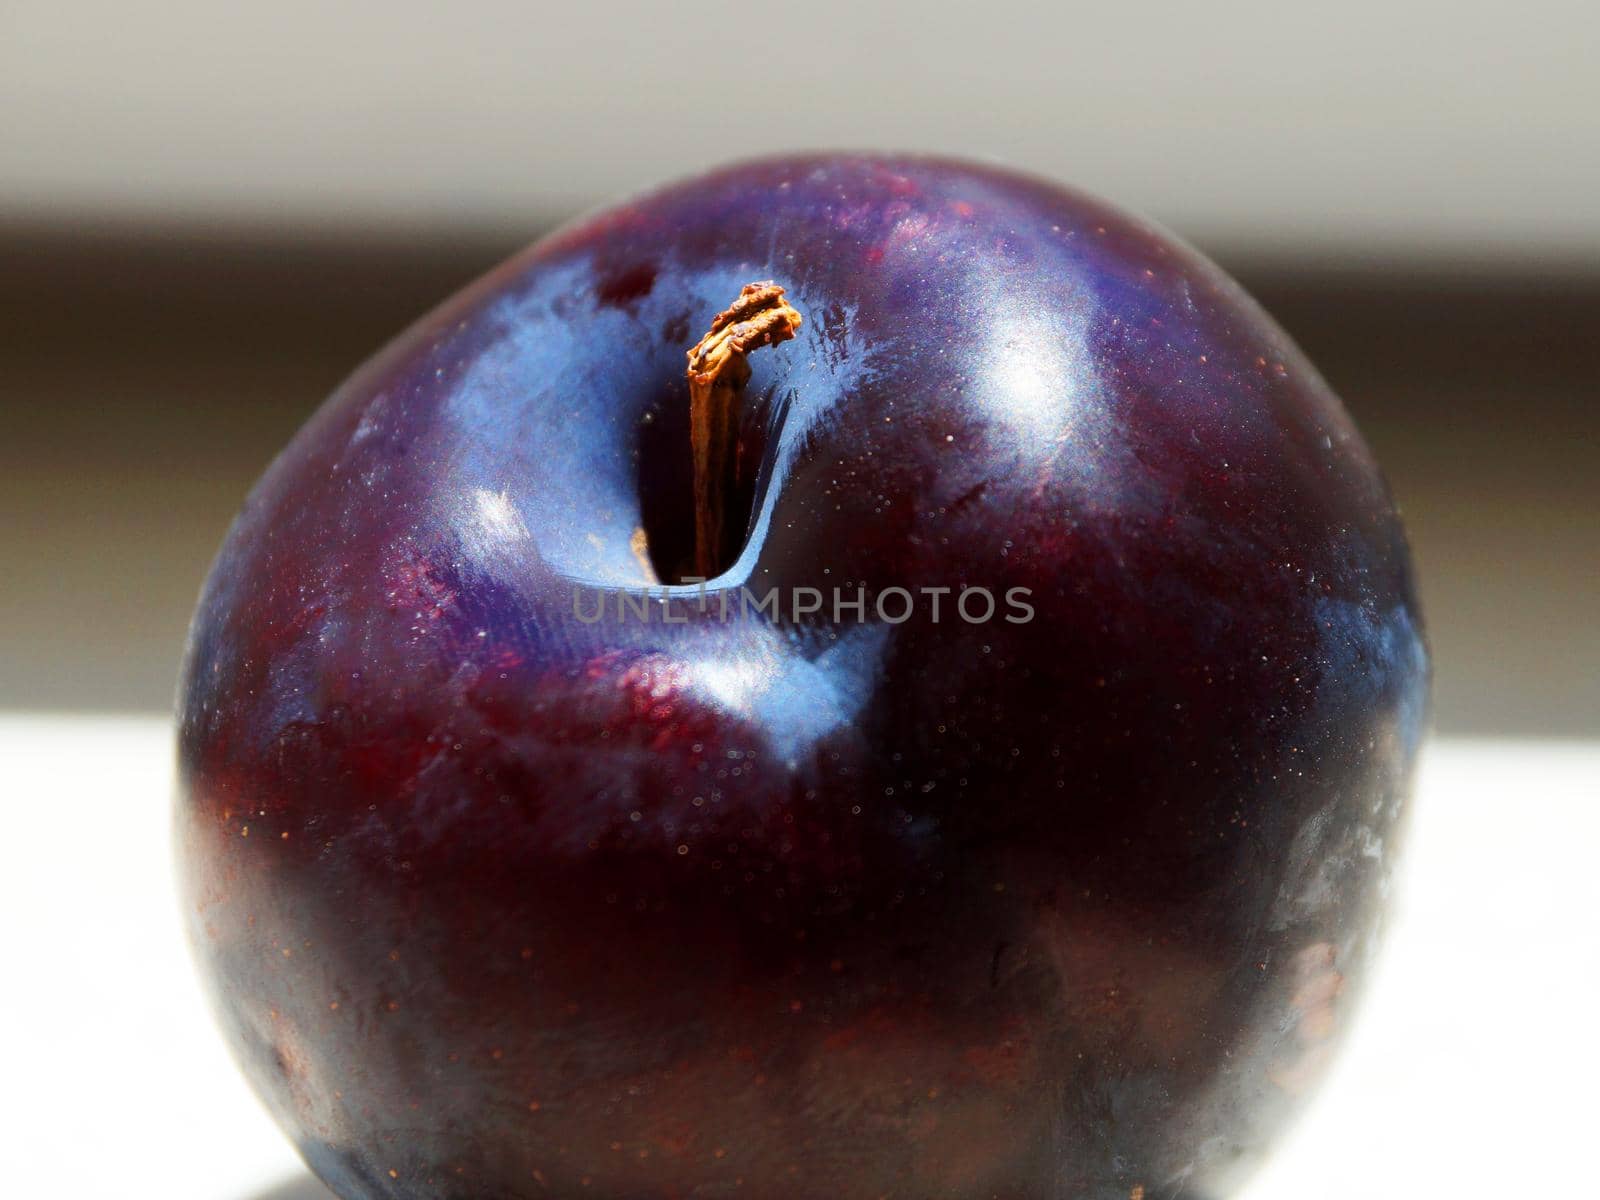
[2,0,1596,734]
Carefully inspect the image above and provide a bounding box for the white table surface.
[5,715,1595,1198]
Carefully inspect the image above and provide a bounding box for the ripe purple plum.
[178,155,1427,1199]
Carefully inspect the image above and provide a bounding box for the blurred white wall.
[3,0,1597,257]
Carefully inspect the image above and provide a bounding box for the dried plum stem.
[684,282,803,578]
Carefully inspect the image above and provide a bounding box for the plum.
[178,155,1427,1199]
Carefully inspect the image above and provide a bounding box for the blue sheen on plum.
[178,155,1427,1200]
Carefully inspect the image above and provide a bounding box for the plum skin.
[177,155,1427,1199]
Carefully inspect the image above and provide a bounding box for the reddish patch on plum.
[595,261,658,310]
